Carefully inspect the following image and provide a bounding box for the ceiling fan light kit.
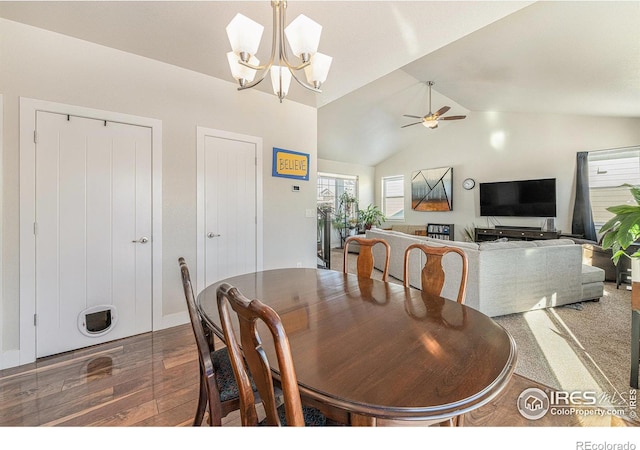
[402,81,466,129]
[226,1,332,102]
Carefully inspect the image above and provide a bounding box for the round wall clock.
[462,178,476,190]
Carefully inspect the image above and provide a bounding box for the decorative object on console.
[411,167,453,211]
[225,1,332,102]
[541,218,556,232]
[401,81,466,129]
[599,183,640,388]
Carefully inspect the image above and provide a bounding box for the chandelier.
[225,1,332,102]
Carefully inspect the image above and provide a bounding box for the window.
[382,175,404,220]
[587,147,640,231]
[317,172,358,213]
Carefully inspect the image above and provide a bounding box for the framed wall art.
[411,167,453,211]
[272,147,309,181]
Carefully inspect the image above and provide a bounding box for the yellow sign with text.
[272,148,309,180]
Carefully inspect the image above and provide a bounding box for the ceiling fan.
[402,81,466,129]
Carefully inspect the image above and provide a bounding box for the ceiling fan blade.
[433,106,450,117]
[402,115,423,119]
[441,115,467,120]
[401,122,422,128]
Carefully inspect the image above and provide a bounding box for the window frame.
[587,146,640,233]
[382,175,405,221]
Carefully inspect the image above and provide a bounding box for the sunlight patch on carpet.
[523,309,602,394]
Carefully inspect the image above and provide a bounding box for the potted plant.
[359,204,386,230]
[600,184,640,264]
[333,192,359,247]
[463,224,476,242]
[599,183,640,388]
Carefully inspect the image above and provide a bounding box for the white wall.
[0,19,318,363]
[374,111,640,241]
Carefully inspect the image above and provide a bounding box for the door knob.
[132,237,149,244]
[207,232,221,239]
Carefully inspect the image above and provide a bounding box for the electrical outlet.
[296,262,302,268]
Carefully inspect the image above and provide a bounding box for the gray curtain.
[571,151,597,241]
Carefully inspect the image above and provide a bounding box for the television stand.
[494,225,541,231]
[475,227,561,242]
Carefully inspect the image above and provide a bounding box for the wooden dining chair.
[179,257,248,426]
[343,236,391,281]
[216,282,328,426]
[403,243,469,304]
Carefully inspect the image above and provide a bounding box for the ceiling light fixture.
[226,1,332,102]
[401,81,466,129]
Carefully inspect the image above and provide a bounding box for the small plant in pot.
[359,204,386,230]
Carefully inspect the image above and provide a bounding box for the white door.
[35,111,152,358]
[197,128,261,292]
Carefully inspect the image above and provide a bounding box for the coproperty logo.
[517,387,636,420]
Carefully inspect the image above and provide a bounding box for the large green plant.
[600,184,640,264]
[358,204,385,229]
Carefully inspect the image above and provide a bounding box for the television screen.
[479,178,556,217]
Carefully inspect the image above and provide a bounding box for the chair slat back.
[343,236,391,281]
[217,282,305,426]
[178,257,223,425]
[402,244,469,304]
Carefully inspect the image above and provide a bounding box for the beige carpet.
[331,248,637,407]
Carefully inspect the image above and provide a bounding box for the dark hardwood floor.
[0,323,634,427]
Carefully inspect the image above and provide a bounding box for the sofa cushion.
[581,264,605,284]
[581,243,616,282]
[422,237,480,251]
[582,281,605,301]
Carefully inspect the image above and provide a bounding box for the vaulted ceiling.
[2,1,639,166]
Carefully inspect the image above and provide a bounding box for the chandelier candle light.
[226,1,332,102]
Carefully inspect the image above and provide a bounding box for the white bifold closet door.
[35,111,152,358]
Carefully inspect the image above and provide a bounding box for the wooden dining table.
[197,267,517,426]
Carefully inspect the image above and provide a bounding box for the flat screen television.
[479,178,556,217]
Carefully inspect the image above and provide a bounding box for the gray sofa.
[366,228,605,317]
